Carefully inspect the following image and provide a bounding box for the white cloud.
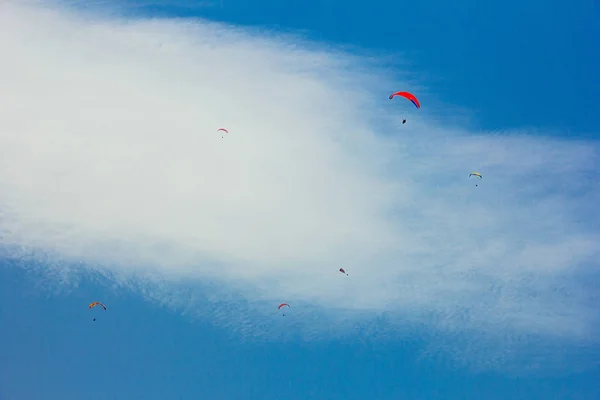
[1,1,599,370]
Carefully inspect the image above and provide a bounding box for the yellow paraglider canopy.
[469,172,482,187]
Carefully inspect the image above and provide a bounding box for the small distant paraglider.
[278,303,290,316]
[217,128,228,138]
[389,91,420,125]
[469,172,482,187]
[89,301,106,321]
[339,268,348,276]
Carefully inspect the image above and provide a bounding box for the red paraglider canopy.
[389,91,421,108]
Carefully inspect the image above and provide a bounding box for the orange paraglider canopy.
[88,301,106,310]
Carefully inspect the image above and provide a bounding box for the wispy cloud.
[1,1,599,371]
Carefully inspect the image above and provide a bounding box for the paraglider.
[339,268,348,276]
[278,303,290,316]
[89,301,106,321]
[389,91,421,108]
[217,128,228,138]
[389,91,420,124]
[89,301,106,310]
[469,172,482,187]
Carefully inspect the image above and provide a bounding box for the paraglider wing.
[389,91,421,108]
[339,268,348,275]
[88,301,107,310]
[278,303,290,310]
[469,172,482,187]
[89,301,106,321]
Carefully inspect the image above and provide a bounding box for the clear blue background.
[2,0,600,398]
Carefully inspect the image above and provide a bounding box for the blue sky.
[1,0,599,399]
[2,265,599,400]
[121,0,600,135]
